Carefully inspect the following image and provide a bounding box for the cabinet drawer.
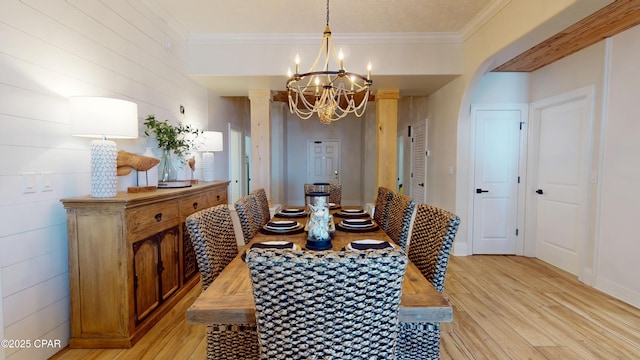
[127,201,179,236]
[179,193,210,218]
[208,188,227,205]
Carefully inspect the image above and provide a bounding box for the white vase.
[137,147,159,187]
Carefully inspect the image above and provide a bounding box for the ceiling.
[153,0,492,96]
[152,0,640,97]
[154,0,493,34]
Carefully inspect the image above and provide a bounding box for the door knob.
[476,188,489,194]
[536,189,544,194]
[418,183,424,187]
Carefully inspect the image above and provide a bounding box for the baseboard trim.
[453,241,469,256]
[595,276,640,309]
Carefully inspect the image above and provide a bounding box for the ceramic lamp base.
[202,152,215,182]
[90,139,118,198]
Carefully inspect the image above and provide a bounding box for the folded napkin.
[267,221,298,228]
[350,241,392,250]
[343,219,373,227]
[251,242,295,249]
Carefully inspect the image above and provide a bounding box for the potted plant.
[143,115,202,182]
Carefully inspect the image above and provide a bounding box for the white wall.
[596,24,640,307]
[283,111,367,207]
[0,1,207,358]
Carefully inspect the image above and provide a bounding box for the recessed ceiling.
[151,0,491,96]
[154,0,492,34]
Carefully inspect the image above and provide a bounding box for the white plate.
[341,209,365,213]
[347,239,393,251]
[280,208,304,214]
[341,219,374,228]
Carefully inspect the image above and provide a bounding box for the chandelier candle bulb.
[368,62,372,80]
[339,49,344,70]
[295,54,300,74]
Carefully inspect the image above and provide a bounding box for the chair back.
[327,183,342,205]
[246,248,408,360]
[185,205,239,290]
[407,204,460,293]
[234,194,261,244]
[386,192,416,251]
[250,188,270,226]
[374,187,394,231]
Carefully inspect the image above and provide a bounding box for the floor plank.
[51,255,640,359]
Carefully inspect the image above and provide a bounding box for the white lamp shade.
[201,131,223,152]
[69,96,138,197]
[70,97,139,139]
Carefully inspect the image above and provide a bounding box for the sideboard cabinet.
[61,181,229,348]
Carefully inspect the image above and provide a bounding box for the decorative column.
[249,89,271,199]
[375,89,399,192]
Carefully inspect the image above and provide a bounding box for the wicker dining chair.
[327,183,342,205]
[385,192,416,251]
[234,194,261,244]
[250,188,271,227]
[396,203,461,360]
[304,183,341,206]
[246,247,408,360]
[373,187,394,231]
[185,205,260,360]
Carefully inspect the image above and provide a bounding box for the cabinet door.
[133,239,159,323]
[159,227,179,300]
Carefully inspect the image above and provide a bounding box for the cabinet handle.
[216,195,220,200]
[192,202,198,209]
[154,213,163,222]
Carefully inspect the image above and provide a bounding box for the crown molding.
[460,0,511,41]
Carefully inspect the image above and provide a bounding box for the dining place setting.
[256,190,387,251]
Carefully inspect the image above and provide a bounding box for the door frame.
[524,86,594,274]
[468,104,529,255]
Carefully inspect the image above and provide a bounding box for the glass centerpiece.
[306,191,333,250]
[143,115,202,183]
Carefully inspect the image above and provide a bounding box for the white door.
[472,108,525,254]
[245,135,251,194]
[410,120,427,203]
[307,140,340,183]
[397,135,404,194]
[229,126,242,203]
[530,88,591,275]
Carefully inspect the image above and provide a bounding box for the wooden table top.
[186,208,452,325]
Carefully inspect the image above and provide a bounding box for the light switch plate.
[41,171,54,191]
[22,172,37,193]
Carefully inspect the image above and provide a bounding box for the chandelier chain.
[326,0,330,26]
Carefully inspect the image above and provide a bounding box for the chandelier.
[286,0,373,125]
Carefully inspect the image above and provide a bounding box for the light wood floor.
[51,255,640,360]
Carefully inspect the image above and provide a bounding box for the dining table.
[186,206,453,326]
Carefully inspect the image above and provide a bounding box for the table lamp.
[201,131,223,182]
[70,97,138,197]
